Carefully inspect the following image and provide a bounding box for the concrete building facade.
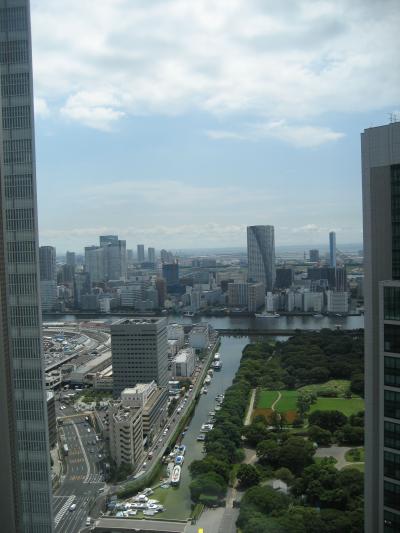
[362,121,400,533]
[0,2,54,530]
[109,403,144,469]
[111,318,169,397]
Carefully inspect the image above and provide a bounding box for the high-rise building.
[85,237,126,282]
[309,249,319,262]
[65,250,76,267]
[39,245,56,281]
[362,121,400,533]
[148,247,155,264]
[74,272,91,308]
[85,245,105,282]
[111,318,169,397]
[162,261,179,289]
[329,231,337,267]
[0,2,54,531]
[100,234,118,246]
[137,244,145,263]
[275,267,293,289]
[247,225,276,292]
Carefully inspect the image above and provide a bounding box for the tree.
[189,472,227,503]
[277,436,315,475]
[237,464,260,488]
[335,425,364,445]
[274,467,294,485]
[308,410,348,433]
[308,425,332,446]
[242,421,270,446]
[189,457,230,483]
[256,439,280,466]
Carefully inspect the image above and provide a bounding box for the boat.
[175,455,184,465]
[178,444,186,455]
[255,312,280,318]
[208,369,214,376]
[204,376,212,385]
[183,312,195,317]
[200,423,214,432]
[212,361,222,370]
[197,434,206,441]
[171,465,181,486]
[202,387,208,394]
[200,387,205,394]
[214,352,220,360]
[313,313,323,318]
[214,405,222,411]
[209,410,216,416]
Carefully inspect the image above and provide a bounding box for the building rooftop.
[112,317,166,326]
[174,348,194,363]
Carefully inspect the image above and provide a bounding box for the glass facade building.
[0,1,54,531]
[247,225,275,292]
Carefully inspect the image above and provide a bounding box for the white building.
[167,324,185,349]
[326,291,349,313]
[228,282,248,306]
[109,403,144,468]
[173,348,196,377]
[121,383,168,438]
[303,292,324,312]
[189,324,210,350]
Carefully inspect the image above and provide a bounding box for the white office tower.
[329,231,337,268]
[362,121,400,533]
[0,2,54,531]
[303,291,323,313]
[326,291,348,313]
[111,318,169,397]
[247,225,276,292]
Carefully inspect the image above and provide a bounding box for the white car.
[86,517,91,526]
[69,504,76,512]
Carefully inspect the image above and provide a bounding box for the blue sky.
[31,0,400,253]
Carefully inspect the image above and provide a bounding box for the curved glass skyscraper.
[0,1,54,531]
[247,225,276,292]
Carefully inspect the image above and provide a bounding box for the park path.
[271,391,282,412]
[244,389,256,426]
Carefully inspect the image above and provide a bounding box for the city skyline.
[30,1,400,251]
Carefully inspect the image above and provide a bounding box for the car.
[89,449,94,453]
[69,504,76,512]
[87,428,91,433]
[98,487,104,493]
[86,517,91,526]
[142,462,147,469]
[98,454,102,458]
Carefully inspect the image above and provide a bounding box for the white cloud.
[34,96,50,118]
[207,120,344,147]
[31,0,400,132]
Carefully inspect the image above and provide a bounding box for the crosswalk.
[54,495,75,527]
[84,473,103,483]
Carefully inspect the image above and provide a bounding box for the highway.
[54,412,105,533]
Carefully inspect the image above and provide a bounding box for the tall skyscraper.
[162,261,179,289]
[309,249,320,262]
[39,245,56,281]
[65,250,75,268]
[247,225,276,292]
[85,236,127,282]
[0,2,54,531]
[148,246,155,264]
[111,318,169,397]
[329,231,337,267]
[137,244,145,263]
[362,121,400,533]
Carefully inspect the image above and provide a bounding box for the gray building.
[137,244,145,263]
[362,121,400,533]
[39,245,56,281]
[148,246,155,264]
[329,231,336,268]
[65,250,75,267]
[309,249,319,262]
[247,225,276,292]
[0,1,54,531]
[111,318,169,397]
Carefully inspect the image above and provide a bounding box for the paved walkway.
[244,389,256,426]
[271,391,282,411]
[315,445,363,470]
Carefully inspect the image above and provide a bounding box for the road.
[54,412,105,533]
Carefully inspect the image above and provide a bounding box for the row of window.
[14,368,44,391]
[385,510,400,532]
[10,305,39,327]
[4,173,33,199]
[385,421,400,450]
[0,7,27,33]
[385,481,400,511]
[5,207,34,232]
[8,272,37,295]
[20,461,49,482]
[385,325,400,354]
[0,39,28,64]
[7,239,36,264]
[385,451,400,481]
[3,138,32,164]
[1,71,29,97]
[385,286,400,321]
[2,104,30,129]
[385,357,400,388]
[385,390,400,420]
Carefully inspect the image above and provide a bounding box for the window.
[1,72,29,97]
[3,139,32,164]
[385,287,400,321]
[0,40,28,64]
[10,305,39,327]
[5,208,34,231]
[7,240,36,263]
[385,325,400,354]
[385,357,400,388]
[385,510,400,532]
[8,273,37,295]
[4,174,33,199]
[2,105,30,129]
[385,481,400,511]
[12,338,41,359]
[0,7,27,32]
[385,390,400,420]
[385,451,400,481]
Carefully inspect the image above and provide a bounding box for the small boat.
[214,352,220,360]
[209,410,216,416]
[201,423,214,432]
[197,434,206,441]
[204,376,211,385]
[214,405,222,411]
[202,387,208,394]
[171,465,181,486]
[183,312,195,317]
[208,369,214,376]
[200,387,205,394]
[178,444,186,455]
[175,455,184,465]
[255,312,280,318]
[313,313,323,317]
[212,361,222,370]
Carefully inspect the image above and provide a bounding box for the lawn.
[257,390,279,409]
[298,380,351,397]
[345,448,365,462]
[309,397,364,417]
[342,463,365,473]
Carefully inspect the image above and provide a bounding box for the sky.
[31,0,400,253]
